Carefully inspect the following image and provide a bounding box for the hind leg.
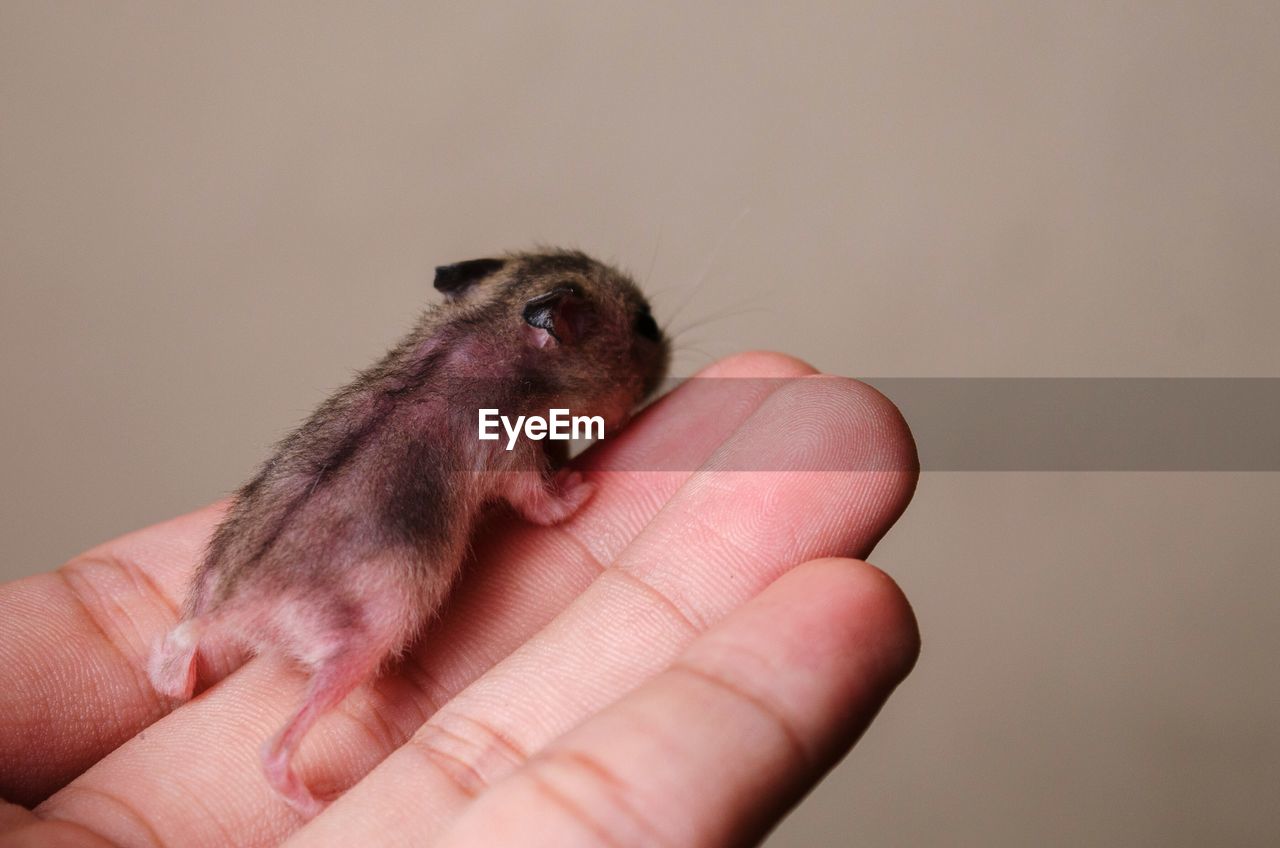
[148,618,206,700]
[258,573,419,818]
[260,642,387,818]
[245,550,424,815]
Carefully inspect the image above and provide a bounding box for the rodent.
[147,249,670,817]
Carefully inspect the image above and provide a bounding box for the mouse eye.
[634,309,661,342]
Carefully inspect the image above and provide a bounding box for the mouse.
[147,248,670,817]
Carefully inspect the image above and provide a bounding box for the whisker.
[665,284,777,338]
[666,206,753,324]
[671,344,719,370]
[667,304,772,340]
[643,222,664,290]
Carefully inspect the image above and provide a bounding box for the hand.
[0,351,918,847]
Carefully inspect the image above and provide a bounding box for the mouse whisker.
[666,206,752,325]
[666,304,773,341]
[642,222,664,291]
[664,286,776,341]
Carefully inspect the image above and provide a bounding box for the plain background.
[2,3,1278,845]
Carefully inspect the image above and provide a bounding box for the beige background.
[2,2,1278,845]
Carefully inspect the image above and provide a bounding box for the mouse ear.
[522,285,589,347]
[434,258,505,297]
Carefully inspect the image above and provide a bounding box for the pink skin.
[147,620,204,701]
[505,469,596,526]
[255,570,419,817]
[150,597,414,816]
[147,467,594,817]
[259,619,402,819]
[150,570,419,816]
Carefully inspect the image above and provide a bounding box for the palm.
[0,352,918,847]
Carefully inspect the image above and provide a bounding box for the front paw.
[516,470,596,526]
[551,470,596,517]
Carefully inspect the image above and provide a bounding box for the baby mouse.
[148,248,669,816]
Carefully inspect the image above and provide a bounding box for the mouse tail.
[147,617,206,701]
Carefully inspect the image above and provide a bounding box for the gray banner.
[469,378,1280,471]
[865,378,1280,471]
[626,377,1280,471]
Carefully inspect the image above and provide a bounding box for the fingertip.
[742,378,917,558]
[812,558,920,683]
[681,555,920,719]
[778,376,918,474]
[694,349,818,380]
[829,376,919,473]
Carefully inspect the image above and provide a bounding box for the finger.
[31,352,814,846]
[0,504,222,806]
[0,798,114,848]
[291,376,917,845]
[434,558,919,848]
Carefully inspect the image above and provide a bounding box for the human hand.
[0,351,918,847]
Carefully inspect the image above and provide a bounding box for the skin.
[0,350,918,847]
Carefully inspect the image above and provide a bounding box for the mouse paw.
[552,469,595,513]
[508,469,596,526]
[262,739,326,819]
[148,620,202,701]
